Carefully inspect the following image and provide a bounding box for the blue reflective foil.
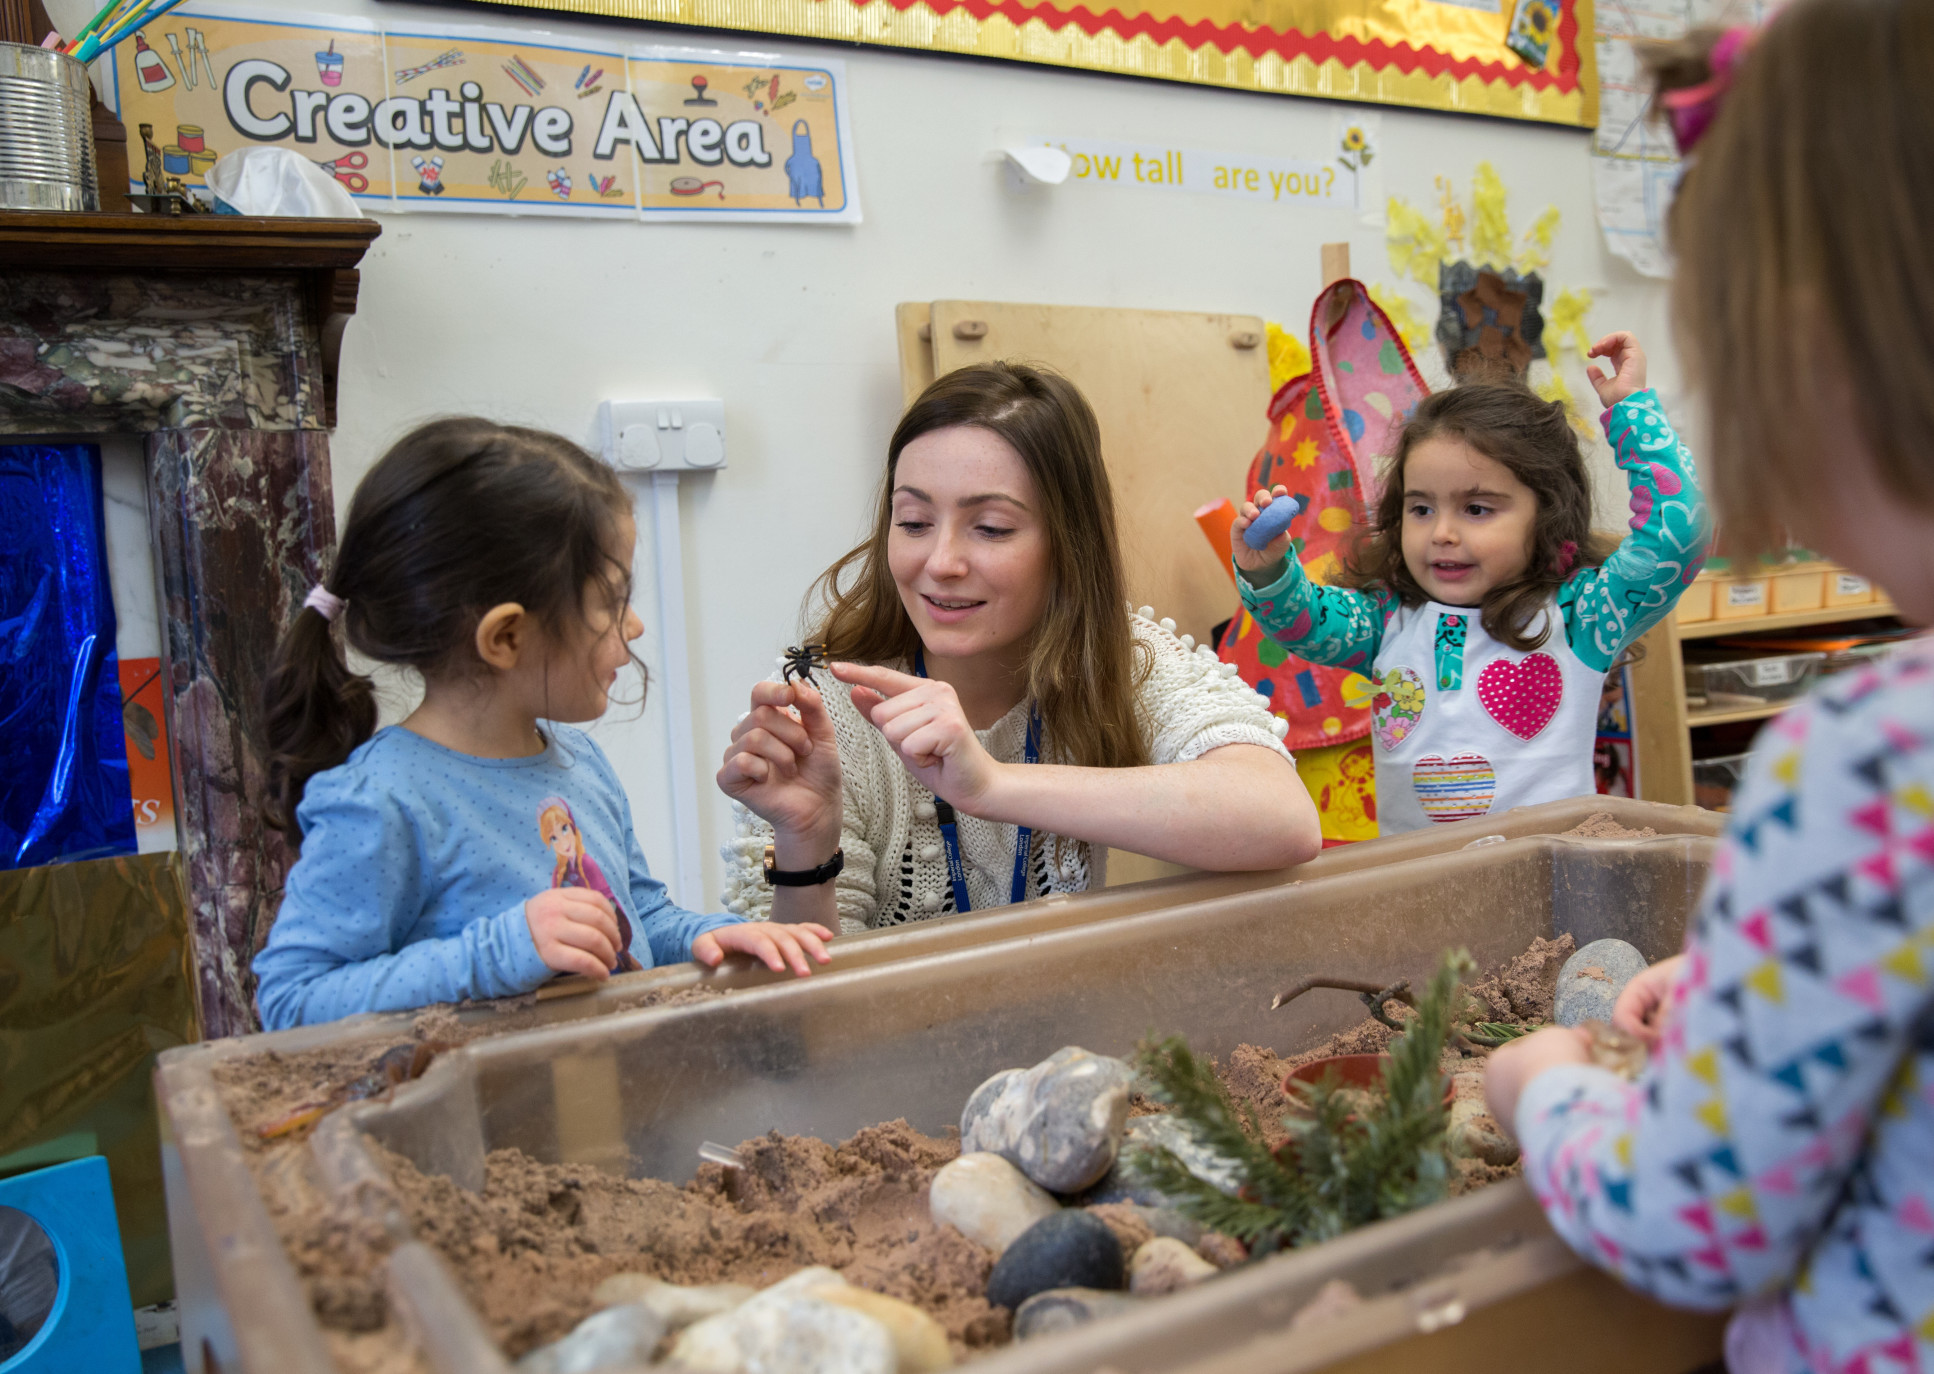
[0,445,137,869]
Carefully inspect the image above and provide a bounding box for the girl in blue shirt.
[252,418,830,1029]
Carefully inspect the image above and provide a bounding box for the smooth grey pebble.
[1554,938,1650,1027]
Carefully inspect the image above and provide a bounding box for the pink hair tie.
[1661,25,1754,156]
[304,585,346,621]
[1554,540,1579,575]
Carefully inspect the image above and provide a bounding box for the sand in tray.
[215,934,1575,1366]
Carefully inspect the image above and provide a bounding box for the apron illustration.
[786,120,823,207]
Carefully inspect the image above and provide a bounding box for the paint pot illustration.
[685,73,716,106]
[132,32,174,93]
[162,124,216,178]
[785,119,823,207]
[316,39,343,86]
[546,168,573,199]
[669,177,724,200]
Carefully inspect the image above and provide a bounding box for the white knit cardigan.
[720,607,1294,934]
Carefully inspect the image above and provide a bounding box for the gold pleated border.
[469,0,1598,126]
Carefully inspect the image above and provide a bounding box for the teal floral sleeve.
[1559,389,1712,673]
[1234,554,1396,675]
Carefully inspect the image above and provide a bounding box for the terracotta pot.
[1280,1053,1454,1110]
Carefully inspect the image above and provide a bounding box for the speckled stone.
[961,1047,1135,1195]
[1088,1113,1243,1207]
[1012,1288,1143,1340]
[986,1210,1125,1311]
[1554,939,1650,1028]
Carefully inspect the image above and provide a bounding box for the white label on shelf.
[1751,659,1794,686]
[1835,573,1871,597]
[1726,581,1767,608]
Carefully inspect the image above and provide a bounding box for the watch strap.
[763,845,845,887]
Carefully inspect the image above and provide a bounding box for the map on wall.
[1591,0,1779,273]
[448,0,1600,128]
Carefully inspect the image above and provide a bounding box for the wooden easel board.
[896,300,1270,648]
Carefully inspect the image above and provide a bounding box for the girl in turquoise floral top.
[1233,333,1711,833]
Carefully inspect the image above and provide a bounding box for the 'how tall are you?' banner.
[106,2,859,222]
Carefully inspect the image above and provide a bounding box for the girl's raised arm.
[1560,381,1712,672]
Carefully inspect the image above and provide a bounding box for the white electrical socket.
[598,399,727,472]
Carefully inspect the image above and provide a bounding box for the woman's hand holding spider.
[833,663,1004,814]
[718,678,843,862]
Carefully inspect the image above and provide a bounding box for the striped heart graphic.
[1477,652,1563,740]
[1412,753,1496,823]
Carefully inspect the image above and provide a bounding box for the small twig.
[1360,981,1416,1031]
[1271,975,1416,1020]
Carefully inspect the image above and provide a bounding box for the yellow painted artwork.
[459,0,1598,127]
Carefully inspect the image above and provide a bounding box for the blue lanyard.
[913,650,1039,912]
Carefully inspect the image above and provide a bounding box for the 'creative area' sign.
[107,3,860,222]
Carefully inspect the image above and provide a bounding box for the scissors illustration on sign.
[315,150,369,193]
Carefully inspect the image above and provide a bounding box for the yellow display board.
[459,0,1597,127]
[107,3,859,221]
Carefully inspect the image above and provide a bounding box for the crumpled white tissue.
[205,147,363,218]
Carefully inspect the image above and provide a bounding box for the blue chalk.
[1242,496,1303,549]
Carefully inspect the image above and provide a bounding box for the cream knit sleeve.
[718,667,884,937]
[1128,607,1295,766]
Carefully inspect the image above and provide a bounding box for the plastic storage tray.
[1692,753,1753,811]
[1683,649,1824,710]
[157,799,1729,1374]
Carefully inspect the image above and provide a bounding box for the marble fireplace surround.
[0,212,381,1039]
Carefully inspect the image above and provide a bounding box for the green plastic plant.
[1128,949,1476,1252]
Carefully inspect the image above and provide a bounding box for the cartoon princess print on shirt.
[538,796,643,973]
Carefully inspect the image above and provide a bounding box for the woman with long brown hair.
[716,361,1320,931]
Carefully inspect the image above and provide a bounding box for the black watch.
[763,845,844,886]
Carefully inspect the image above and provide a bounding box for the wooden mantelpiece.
[0,210,380,1039]
[0,211,380,427]
[0,209,380,267]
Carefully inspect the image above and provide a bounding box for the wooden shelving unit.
[1630,596,1901,807]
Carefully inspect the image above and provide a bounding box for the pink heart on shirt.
[1477,652,1563,740]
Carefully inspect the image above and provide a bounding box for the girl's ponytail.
[255,417,635,842]
[262,592,377,841]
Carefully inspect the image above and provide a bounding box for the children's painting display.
[105,3,859,222]
[459,0,1598,126]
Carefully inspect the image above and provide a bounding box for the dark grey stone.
[1554,939,1650,1027]
[986,1210,1125,1312]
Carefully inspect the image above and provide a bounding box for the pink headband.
[1660,26,1754,156]
[304,585,345,621]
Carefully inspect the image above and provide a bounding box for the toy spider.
[780,642,828,685]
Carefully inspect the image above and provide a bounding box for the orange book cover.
[119,658,176,853]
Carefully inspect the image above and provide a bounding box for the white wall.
[258,0,1683,907]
